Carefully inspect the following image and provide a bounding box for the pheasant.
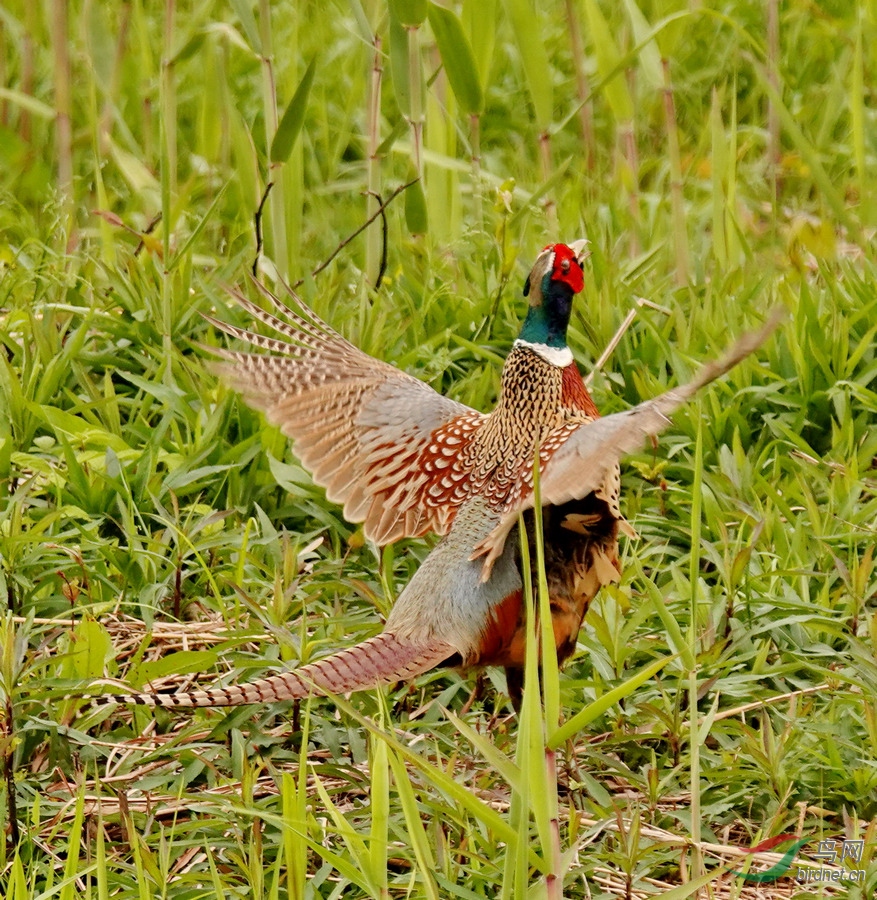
[98,242,779,710]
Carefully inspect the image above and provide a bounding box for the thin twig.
[363,189,390,289]
[133,212,162,257]
[699,683,830,727]
[252,181,275,276]
[584,297,672,387]
[288,178,419,290]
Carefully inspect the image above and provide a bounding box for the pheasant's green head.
[518,241,589,351]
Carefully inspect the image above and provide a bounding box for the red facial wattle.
[549,243,585,294]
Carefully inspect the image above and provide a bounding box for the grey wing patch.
[386,496,522,662]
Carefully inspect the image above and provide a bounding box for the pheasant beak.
[568,238,591,265]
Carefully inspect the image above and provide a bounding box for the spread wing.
[473,309,784,575]
[204,279,486,544]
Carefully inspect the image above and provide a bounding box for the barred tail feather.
[95,633,455,709]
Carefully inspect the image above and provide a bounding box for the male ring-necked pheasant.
[101,242,779,710]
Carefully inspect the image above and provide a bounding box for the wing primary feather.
[201,280,485,544]
[248,274,349,346]
[226,288,328,346]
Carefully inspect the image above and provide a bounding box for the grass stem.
[366,34,383,288]
[50,0,74,243]
[662,58,690,286]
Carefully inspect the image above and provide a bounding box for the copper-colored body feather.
[96,244,782,712]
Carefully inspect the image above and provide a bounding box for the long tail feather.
[95,633,455,709]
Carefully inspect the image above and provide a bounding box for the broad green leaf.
[375,116,408,157]
[428,3,483,115]
[696,692,721,745]
[270,58,316,164]
[621,0,663,90]
[108,138,161,199]
[345,0,373,45]
[202,21,254,55]
[64,617,113,681]
[548,654,677,748]
[0,87,56,119]
[387,750,441,900]
[390,0,427,27]
[169,30,208,66]
[582,0,633,122]
[505,0,553,129]
[135,650,222,685]
[228,0,261,51]
[463,0,497,90]
[38,405,133,454]
[7,852,27,900]
[404,169,428,234]
[161,462,237,491]
[228,104,260,207]
[389,11,412,118]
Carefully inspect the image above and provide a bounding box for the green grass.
[1,0,876,897]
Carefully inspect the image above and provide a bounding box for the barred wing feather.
[206,281,485,545]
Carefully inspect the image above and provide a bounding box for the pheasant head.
[518,240,589,354]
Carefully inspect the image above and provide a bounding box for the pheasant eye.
[561,259,570,273]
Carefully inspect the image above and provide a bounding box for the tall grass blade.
[710,88,727,269]
[754,60,859,239]
[368,726,390,896]
[506,0,553,131]
[621,0,662,90]
[850,17,868,224]
[270,57,316,164]
[687,412,704,886]
[549,653,675,748]
[462,0,496,92]
[60,785,87,900]
[428,4,482,116]
[662,58,690,285]
[366,32,383,286]
[580,0,633,123]
[386,750,441,900]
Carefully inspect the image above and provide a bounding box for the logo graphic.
[730,834,809,883]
